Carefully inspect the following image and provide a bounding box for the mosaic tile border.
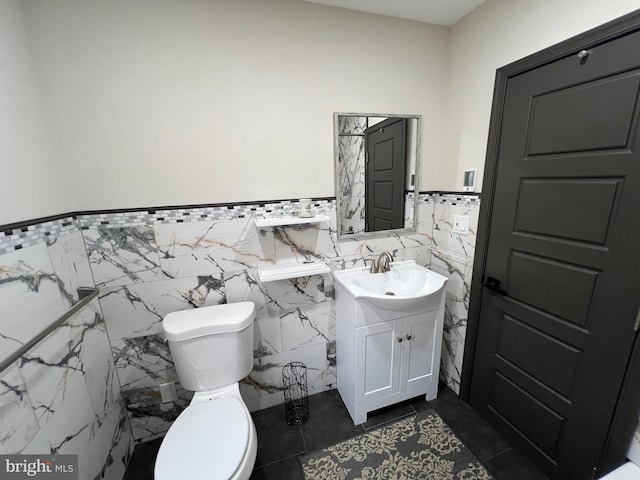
[77,199,336,229]
[0,200,335,255]
[427,193,481,207]
[0,193,481,255]
[0,216,79,255]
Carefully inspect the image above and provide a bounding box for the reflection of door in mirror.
[365,118,406,232]
[335,113,420,239]
[335,114,420,237]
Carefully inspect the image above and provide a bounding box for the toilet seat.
[155,396,250,479]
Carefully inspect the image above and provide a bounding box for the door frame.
[460,9,640,475]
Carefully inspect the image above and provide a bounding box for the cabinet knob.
[405,335,412,341]
[397,337,403,343]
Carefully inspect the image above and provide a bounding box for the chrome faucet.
[368,251,394,274]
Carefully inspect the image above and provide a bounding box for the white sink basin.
[333,260,447,309]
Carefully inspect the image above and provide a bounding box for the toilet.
[154,302,257,480]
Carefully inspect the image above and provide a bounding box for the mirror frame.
[333,112,423,241]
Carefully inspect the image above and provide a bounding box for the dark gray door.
[470,30,640,479]
[365,118,406,231]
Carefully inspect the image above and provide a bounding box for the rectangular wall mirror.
[334,112,422,240]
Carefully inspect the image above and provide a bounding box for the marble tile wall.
[83,200,435,443]
[427,194,480,394]
[5,194,639,470]
[0,229,134,479]
[0,194,470,451]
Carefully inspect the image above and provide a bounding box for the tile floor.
[124,385,549,479]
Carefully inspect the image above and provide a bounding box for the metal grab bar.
[0,287,99,374]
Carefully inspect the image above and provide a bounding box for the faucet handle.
[364,258,377,274]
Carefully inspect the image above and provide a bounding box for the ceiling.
[304,0,486,26]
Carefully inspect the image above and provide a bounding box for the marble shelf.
[253,214,330,228]
[258,262,331,282]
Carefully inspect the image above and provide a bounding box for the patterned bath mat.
[300,409,493,480]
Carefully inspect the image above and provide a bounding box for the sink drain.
[385,291,395,296]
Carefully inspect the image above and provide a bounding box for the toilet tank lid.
[163,302,255,341]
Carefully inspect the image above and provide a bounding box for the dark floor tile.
[122,438,162,480]
[251,403,306,468]
[301,390,364,452]
[250,455,304,480]
[409,384,456,414]
[485,448,550,480]
[413,387,512,463]
[125,387,547,480]
[362,400,416,431]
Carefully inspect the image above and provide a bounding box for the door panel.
[526,72,640,155]
[470,30,640,479]
[496,315,581,397]
[507,251,599,326]
[489,370,565,459]
[514,178,622,244]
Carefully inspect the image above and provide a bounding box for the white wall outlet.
[453,215,469,235]
[159,381,178,403]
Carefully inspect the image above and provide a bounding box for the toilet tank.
[163,302,255,391]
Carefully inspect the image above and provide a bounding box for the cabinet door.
[401,311,440,391]
[356,320,402,404]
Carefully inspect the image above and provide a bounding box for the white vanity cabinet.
[335,282,445,425]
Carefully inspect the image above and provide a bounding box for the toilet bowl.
[154,302,257,480]
[155,384,257,480]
